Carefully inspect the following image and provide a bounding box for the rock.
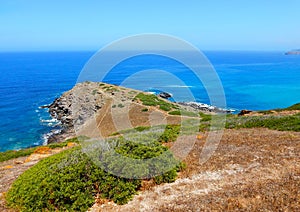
[14,161,24,164]
[40,105,50,109]
[285,50,300,55]
[178,102,233,113]
[238,110,252,116]
[158,92,172,99]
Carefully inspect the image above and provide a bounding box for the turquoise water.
[0,51,299,151]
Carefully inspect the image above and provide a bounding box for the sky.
[0,0,299,51]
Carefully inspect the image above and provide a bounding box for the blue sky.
[0,0,299,51]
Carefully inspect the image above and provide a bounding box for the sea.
[0,51,299,152]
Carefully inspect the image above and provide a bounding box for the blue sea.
[0,51,299,151]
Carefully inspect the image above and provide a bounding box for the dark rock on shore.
[158,92,172,99]
[238,109,252,116]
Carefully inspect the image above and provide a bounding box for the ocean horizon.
[0,50,299,152]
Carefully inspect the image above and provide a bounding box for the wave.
[164,85,194,88]
[42,129,62,145]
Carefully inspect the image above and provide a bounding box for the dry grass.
[90,128,300,211]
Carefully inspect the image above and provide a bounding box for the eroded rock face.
[48,82,105,129]
[238,109,252,116]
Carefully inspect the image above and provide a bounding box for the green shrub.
[6,132,184,211]
[159,125,180,143]
[168,110,199,117]
[99,138,182,180]
[285,103,300,110]
[134,126,151,132]
[168,110,181,116]
[135,93,175,111]
[6,147,141,211]
[92,89,98,95]
[159,105,171,111]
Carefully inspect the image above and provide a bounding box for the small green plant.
[159,105,171,111]
[92,89,98,95]
[112,104,116,108]
[118,103,125,108]
[141,108,148,112]
[134,126,151,132]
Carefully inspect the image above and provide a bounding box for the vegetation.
[158,125,180,143]
[141,108,148,112]
[284,103,300,110]
[0,148,36,163]
[6,147,141,211]
[92,89,98,95]
[225,113,300,132]
[6,131,183,211]
[118,103,124,108]
[0,137,82,163]
[199,112,212,122]
[134,93,177,111]
[168,110,198,117]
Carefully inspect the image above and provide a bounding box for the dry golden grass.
[91,128,300,212]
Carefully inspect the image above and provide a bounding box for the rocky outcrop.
[178,102,234,113]
[285,50,300,55]
[48,82,105,129]
[238,109,252,116]
[158,92,172,99]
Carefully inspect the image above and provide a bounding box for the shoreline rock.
[177,102,234,113]
[158,92,172,99]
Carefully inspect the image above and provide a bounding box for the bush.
[159,125,180,143]
[6,132,184,211]
[169,110,199,117]
[6,147,141,211]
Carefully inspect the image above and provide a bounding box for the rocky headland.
[285,49,300,55]
[43,82,231,143]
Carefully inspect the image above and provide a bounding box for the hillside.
[0,82,299,211]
